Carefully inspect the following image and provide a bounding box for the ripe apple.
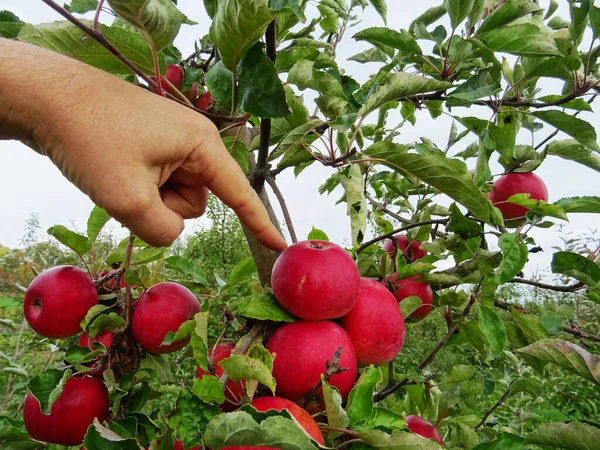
[23,376,109,446]
[24,266,98,339]
[183,82,199,103]
[384,274,433,322]
[78,331,113,351]
[131,282,201,354]
[250,397,325,445]
[165,64,184,91]
[195,90,214,111]
[271,240,360,320]
[266,321,357,407]
[341,278,405,366]
[174,441,199,450]
[487,172,548,224]
[383,234,427,263]
[195,342,245,411]
[405,415,444,446]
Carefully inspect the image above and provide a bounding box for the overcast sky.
[1,0,598,276]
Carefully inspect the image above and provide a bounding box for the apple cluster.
[151,64,214,111]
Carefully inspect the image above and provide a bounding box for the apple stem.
[92,0,105,31]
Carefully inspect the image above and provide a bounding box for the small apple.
[78,331,113,351]
[384,274,433,322]
[195,343,245,411]
[266,321,357,407]
[24,266,98,339]
[271,240,360,320]
[131,282,201,354]
[174,441,199,450]
[23,376,109,446]
[405,415,444,446]
[183,82,199,103]
[487,172,548,225]
[383,234,427,263]
[341,278,405,366]
[165,64,184,91]
[195,90,214,111]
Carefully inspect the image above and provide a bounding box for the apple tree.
[1,0,600,449]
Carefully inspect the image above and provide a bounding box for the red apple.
[384,274,433,322]
[98,270,127,291]
[183,82,199,103]
[78,331,113,351]
[174,441,199,450]
[266,321,357,407]
[195,90,214,111]
[132,282,201,354]
[23,376,109,446]
[487,172,548,224]
[383,234,427,263]
[341,278,405,366]
[165,64,184,91]
[24,266,98,338]
[195,343,245,411]
[250,397,325,445]
[405,415,444,446]
[271,240,360,320]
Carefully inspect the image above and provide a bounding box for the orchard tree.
[1,0,600,449]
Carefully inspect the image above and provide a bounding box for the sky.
[0,0,599,277]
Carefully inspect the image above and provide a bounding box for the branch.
[266,176,298,243]
[356,219,448,254]
[219,324,266,387]
[374,293,478,402]
[475,383,513,430]
[508,278,584,292]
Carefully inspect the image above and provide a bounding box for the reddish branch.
[266,176,298,243]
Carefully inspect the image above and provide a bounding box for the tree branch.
[356,219,448,254]
[219,324,265,387]
[475,383,513,430]
[508,278,584,292]
[266,176,298,243]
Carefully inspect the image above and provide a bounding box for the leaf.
[441,364,475,385]
[369,0,388,24]
[139,353,173,383]
[87,206,111,241]
[398,296,425,318]
[192,376,227,405]
[88,312,125,337]
[47,225,91,257]
[340,165,367,246]
[0,367,27,377]
[478,24,562,57]
[555,196,600,213]
[494,233,528,284]
[505,194,568,221]
[307,227,329,241]
[164,255,209,286]
[365,141,493,222]
[510,378,543,397]
[449,70,502,102]
[237,43,289,118]
[210,0,273,71]
[322,377,349,438]
[359,72,452,116]
[512,309,550,344]
[474,433,525,449]
[237,293,297,322]
[83,418,140,450]
[228,257,257,284]
[349,47,389,63]
[526,421,600,450]
[532,111,599,152]
[223,136,250,174]
[219,354,276,393]
[168,388,221,448]
[517,339,600,385]
[106,0,182,50]
[358,429,444,449]
[268,119,323,167]
[18,21,165,75]
[353,27,421,55]
[66,0,99,14]
[161,319,195,346]
[28,369,71,415]
[479,306,507,358]
[347,366,382,425]
[478,0,544,34]
[551,251,600,288]
[444,0,475,28]
[547,139,600,173]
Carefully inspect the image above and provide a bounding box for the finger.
[160,183,209,219]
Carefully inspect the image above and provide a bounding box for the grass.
[0,296,20,310]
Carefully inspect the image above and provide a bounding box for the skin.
[0,39,286,250]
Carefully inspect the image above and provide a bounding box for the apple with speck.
[384,274,434,322]
[405,415,444,446]
[487,172,548,226]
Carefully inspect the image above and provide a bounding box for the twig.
[94,268,125,288]
[508,278,584,292]
[265,176,297,243]
[122,233,136,330]
[475,383,513,430]
[356,219,449,253]
[219,324,265,387]
[303,347,347,410]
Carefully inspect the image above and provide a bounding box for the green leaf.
[47,225,91,257]
[532,111,599,152]
[210,0,273,70]
[347,366,382,425]
[512,309,550,344]
[237,43,289,118]
[364,141,493,223]
[322,377,349,438]
[88,312,125,337]
[223,136,250,174]
[106,0,182,50]
[28,369,71,415]
[83,419,140,450]
[444,0,475,28]
[228,257,257,284]
[307,227,329,241]
[494,233,528,284]
[204,0,218,18]
[517,339,600,385]
[353,27,421,55]
[168,388,221,447]
[340,165,368,246]
[479,305,507,358]
[569,0,590,46]
[219,355,276,393]
[87,206,111,241]
[192,375,227,405]
[398,295,425,318]
[268,119,323,167]
[66,0,99,14]
[591,6,600,37]
[348,47,389,63]
[555,196,600,213]
[369,0,388,24]
[505,194,568,221]
[510,378,543,397]
[478,0,544,34]
[205,61,234,106]
[474,433,524,449]
[551,251,600,287]
[359,72,452,116]
[161,319,195,346]
[479,24,561,57]
[164,255,209,286]
[18,21,165,75]
[237,292,297,322]
[358,429,444,449]
[0,16,25,39]
[441,364,475,385]
[139,353,173,383]
[526,421,600,450]
[448,70,502,102]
